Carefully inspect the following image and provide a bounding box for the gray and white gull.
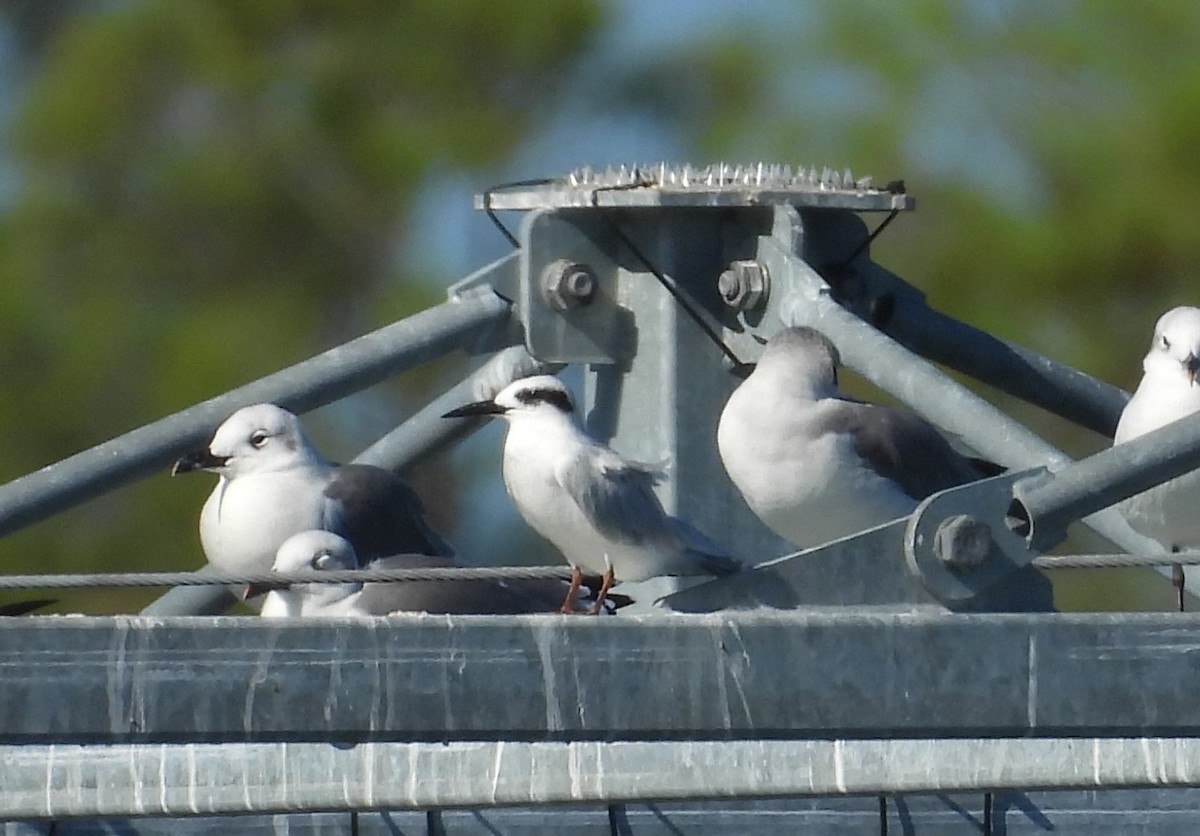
[173,403,454,574]
[1113,306,1200,609]
[718,326,997,550]
[258,530,579,617]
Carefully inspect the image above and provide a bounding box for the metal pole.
[885,294,1129,438]
[799,210,1130,437]
[139,564,231,616]
[0,289,511,540]
[1013,410,1200,550]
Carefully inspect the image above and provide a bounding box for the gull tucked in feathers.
[259,530,586,617]
[718,327,998,550]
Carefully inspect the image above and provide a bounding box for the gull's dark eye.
[250,430,269,448]
[1161,334,1172,351]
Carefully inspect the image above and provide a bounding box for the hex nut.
[717,260,769,312]
[933,514,993,570]
[541,259,597,312]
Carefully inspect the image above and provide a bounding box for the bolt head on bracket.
[541,259,597,312]
[717,260,770,312]
[904,470,1043,606]
[932,514,993,570]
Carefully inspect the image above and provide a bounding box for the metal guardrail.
[3,613,1200,820]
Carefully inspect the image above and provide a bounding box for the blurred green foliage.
[614,1,1200,388]
[0,0,602,611]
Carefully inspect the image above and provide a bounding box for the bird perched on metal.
[1113,306,1200,611]
[718,326,997,550]
[257,530,595,617]
[443,375,741,613]
[172,403,454,575]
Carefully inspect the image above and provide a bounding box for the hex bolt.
[541,259,597,312]
[717,260,770,312]
[932,514,993,570]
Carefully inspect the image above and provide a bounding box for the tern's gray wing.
[557,445,674,548]
[818,400,984,501]
[323,464,456,563]
[345,554,560,615]
[558,446,742,576]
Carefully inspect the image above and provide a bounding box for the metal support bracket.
[905,470,1048,605]
[518,209,622,364]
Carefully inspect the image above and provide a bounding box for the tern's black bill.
[442,401,507,419]
[171,449,230,475]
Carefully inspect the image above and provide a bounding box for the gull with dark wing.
[258,529,592,616]
[1113,306,1200,610]
[718,327,998,550]
[173,403,454,574]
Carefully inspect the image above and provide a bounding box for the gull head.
[249,530,359,604]
[442,375,574,423]
[1145,306,1200,386]
[753,326,841,394]
[172,403,323,479]
[271,530,358,574]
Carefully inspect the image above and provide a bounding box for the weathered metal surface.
[4,738,1200,820]
[8,791,1200,835]
[0,613,1198,743]
[663,518,1054,613]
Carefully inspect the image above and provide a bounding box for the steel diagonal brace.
[907,409,1200,604]
[745,206,1158,556]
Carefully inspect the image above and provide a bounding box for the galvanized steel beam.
[793,209,1130,438]
[354,344,561,473]
[0,288,512,540]
[4,613,1200,743]
[3,738,1200,820]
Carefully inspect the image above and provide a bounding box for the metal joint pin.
[932,514,993,570]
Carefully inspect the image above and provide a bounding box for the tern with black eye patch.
[444,375,741,613]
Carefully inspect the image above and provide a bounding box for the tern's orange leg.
[587,567,616,615]
[560,566,584,614]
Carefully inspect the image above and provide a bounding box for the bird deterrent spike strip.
[484,162,907,210]
[564,162,880,194]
